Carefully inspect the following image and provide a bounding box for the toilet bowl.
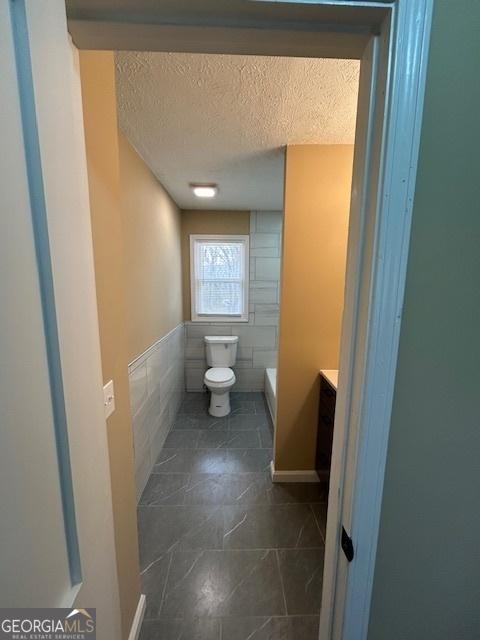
[203,335,239,417]
[204,367,236,417]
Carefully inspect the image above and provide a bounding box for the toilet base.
[208,391,231,417]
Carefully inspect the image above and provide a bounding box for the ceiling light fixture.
[190,183,218,198]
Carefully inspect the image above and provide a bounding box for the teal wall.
[368,1,480,638]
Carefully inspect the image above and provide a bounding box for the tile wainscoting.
[185,211,283,392]
[129,324,185,500]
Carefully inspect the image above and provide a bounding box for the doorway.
[104,48,359,638]
[2,2,433,639]
[72,2,433,630]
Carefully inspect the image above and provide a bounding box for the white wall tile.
[150,407,170,463]
[250,285,278,304]
[146,346,166,396]
[186,366,206,391]
[255,211,283,233]
[185,357,207,368]
[250,279,278,289]
[254,303,280,326]
[255,257,281,281]
[251,233,279,249]
[233,359,253,369]
[254,314,279,327]
[234,368,265,391]
[237,346,253,360]
[249,211,257,233]
[253,349,278,368]
[185,338,205,359]
[132,404,150,460]
[186,323,232,338]
[135,448,152,502]
[255,303,280,313]
[129,323,185,501]
[251,247,280,258]
[235,325,276,348]
[129,362,148,418]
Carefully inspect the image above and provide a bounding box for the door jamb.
[320,28,382,640]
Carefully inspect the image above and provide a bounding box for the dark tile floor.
[138,392,328,640]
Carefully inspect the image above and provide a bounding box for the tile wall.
[185,211,283,392]
[128,324,185,499]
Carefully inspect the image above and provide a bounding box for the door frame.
[320,2,433,638]
[66,1,433,637]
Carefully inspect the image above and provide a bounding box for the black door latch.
[341,526,354,562]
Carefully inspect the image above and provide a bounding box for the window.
[190,234,249,322]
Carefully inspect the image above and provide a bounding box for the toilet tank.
[205,336,239,367]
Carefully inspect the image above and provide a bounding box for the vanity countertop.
[320,369,339,390]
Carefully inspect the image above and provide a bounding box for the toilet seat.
[204,367,235,386]
[203,364,236,416]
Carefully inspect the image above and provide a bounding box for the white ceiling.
[115,52,359,210]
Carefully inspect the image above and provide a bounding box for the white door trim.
[319,28,382,640]
[320,2,434,639]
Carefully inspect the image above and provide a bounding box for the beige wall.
[79,51,140,639]
[180,209,250,320]
[119,134,183,362]
[275,145,353,470]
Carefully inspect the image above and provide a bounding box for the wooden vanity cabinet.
[315,374,337,475]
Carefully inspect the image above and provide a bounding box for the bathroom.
[79,49,356,639]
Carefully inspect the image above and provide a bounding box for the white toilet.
[204,335,239,417]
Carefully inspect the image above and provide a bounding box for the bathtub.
[264,368,277,422]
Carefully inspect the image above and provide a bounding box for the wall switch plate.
[103,379,115,419]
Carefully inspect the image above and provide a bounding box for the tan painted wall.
[79,51,140,639]
[180,210,250,320]
[275,145,353,471]
[119,134,183,362]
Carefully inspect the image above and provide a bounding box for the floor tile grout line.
[275,549,289,616]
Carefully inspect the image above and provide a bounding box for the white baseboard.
[128,594,146,640]
[270,460,320,483]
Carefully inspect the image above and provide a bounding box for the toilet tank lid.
[204,335,239,344]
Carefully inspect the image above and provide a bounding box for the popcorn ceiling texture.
[115,52,359,210]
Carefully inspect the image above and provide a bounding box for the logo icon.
[0,608,96,639]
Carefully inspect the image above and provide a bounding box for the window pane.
[193,239,247,318]
[197,243,243,281]
[197,281,243,315]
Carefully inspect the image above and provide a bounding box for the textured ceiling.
[115,52,359,210]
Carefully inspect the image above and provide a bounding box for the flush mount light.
[190,183,218,198]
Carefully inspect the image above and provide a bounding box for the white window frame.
[190,234,250,323]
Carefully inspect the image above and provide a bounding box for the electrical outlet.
[103,379,115,419]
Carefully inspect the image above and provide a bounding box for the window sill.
[190,316,249,323]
